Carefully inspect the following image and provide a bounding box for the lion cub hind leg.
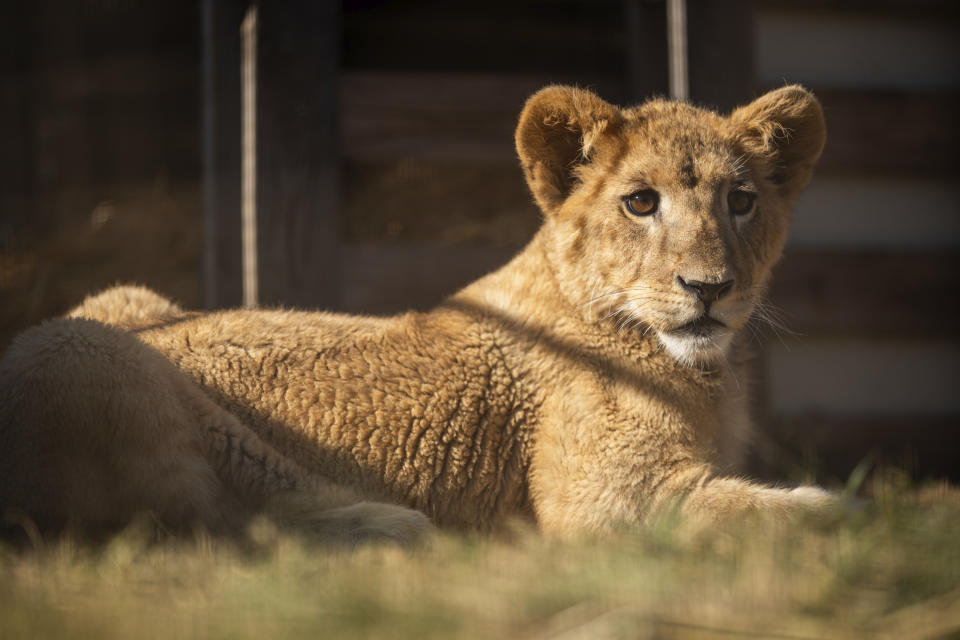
[0,318,241,536]
[0,317,432,546]
[188,383,435,546]
[66,285,185,330]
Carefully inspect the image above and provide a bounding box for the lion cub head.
[516,85,826,366]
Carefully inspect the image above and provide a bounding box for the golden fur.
[0,85,830,543]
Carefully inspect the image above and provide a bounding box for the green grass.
[3,481,959,640]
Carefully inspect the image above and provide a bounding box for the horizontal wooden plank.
[337,244,960,339]
[340,159,539,246]
[341,73,959,175]
[339,73,537,162]
[341,0,628,77]
[755,11,959,92]
[10,53,201,187]
[814,90,960,175]
[750,415,960,484]
[765,340,960,415]
[338,244,515,315]
[340,72,622,162]
[30,53,197,101]
[788,176,960,251]
[769,251,960,338]
[755,1,959,19]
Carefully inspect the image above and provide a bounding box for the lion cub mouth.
[669,314,726,337]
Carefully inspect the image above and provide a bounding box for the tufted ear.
[515,86,623,214]
[729,85,827,200]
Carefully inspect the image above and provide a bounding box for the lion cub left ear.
[516,86,623,214]
[729,85,827,200]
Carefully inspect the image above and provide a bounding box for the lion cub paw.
[785,485,854,519]
[273,500,433,547]
[789,485,834,507]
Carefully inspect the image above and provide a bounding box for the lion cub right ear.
[515,86,622,214]
[729,85,827,201]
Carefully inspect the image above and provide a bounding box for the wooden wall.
[752,3,960,481]
[0,0,204,339]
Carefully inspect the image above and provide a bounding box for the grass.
[2,479,960,640]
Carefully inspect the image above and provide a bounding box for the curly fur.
[0,85,830,543]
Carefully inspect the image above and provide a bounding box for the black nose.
[677,276,734,303]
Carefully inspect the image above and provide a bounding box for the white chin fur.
[657,330,734,366]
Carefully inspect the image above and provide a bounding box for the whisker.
[753,301,798,336]
[581,283,665,310]
[743,317,764,345]
[747,297,801,350]
[717,343,740,391]
[581,288,629,308]
[616,307,638,333]
[599,306,624,324]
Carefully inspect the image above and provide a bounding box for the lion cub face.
[516,86,826,365]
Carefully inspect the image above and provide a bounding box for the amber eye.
[728,189,756,216]
[623,189,659,217]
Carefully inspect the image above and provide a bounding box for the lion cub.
[0,85,830,543]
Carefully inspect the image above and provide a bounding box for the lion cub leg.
[658,465,836,524]
[0,317,430,545]
[186,382,433,546]
[0,318,242,535]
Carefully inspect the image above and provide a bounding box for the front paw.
[788,485,835,508]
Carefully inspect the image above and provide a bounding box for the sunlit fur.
[0,85,830,541]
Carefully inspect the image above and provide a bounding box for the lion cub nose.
[676,276,734,303]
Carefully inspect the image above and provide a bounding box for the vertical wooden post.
[624,0,753,111]
[240,4,258,308]
[201,0,244,309]
[254,0,340,309]
[666,0,688,101]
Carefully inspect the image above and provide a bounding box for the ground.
[2,477,959,639]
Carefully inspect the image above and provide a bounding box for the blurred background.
[0,0,957,483]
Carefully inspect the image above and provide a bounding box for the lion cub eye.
[623,189,660,217]
[727,189,756,216]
